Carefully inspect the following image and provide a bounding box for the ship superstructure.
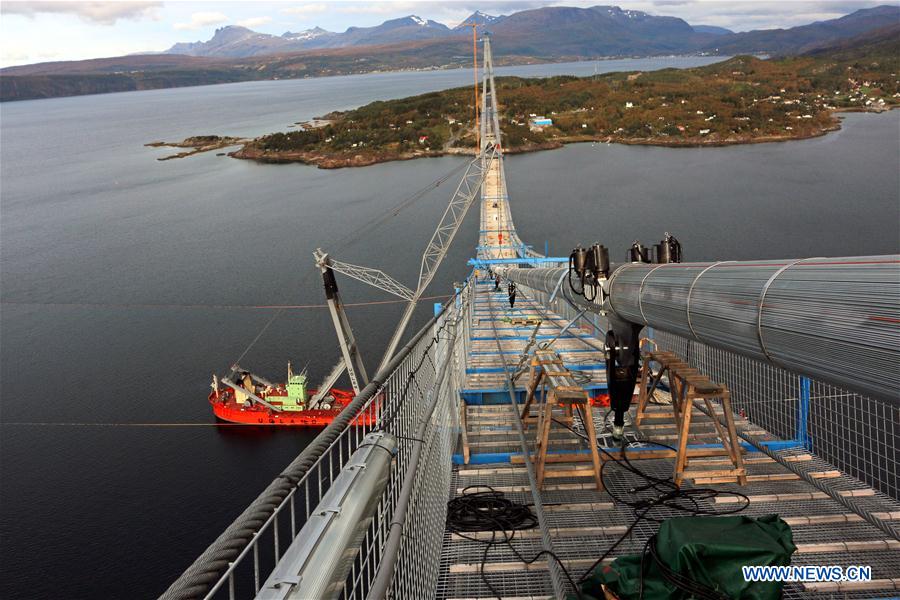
[162,35,900,600]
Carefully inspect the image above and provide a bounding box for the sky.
[0,0,893,67]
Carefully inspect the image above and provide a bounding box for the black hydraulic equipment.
[569,243,610,301]
[570,235,682,438]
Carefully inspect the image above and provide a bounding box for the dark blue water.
[1,58,898,599]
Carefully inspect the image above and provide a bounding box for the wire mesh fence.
[175,272,897,600]
[525,279,899,504]
[652,329,899,503]
[191,285,472,600]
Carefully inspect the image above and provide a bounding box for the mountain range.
[166,15,458,57]
[2,5,898,101]
[159,5,897,59]
[163,11,507,57]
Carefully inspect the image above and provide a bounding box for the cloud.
[173,11,229,31]
[334,2,420,16]
[281,3,329,15]
[236,16,273,28]
[2,1,161,25]
[642,0,887,30]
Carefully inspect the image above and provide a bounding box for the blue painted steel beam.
[470,334,593,341]
[471,326,559,331]
[460,384,607,405]
[451,440,787,465]
[469,348,599,356]
[468,257,568,266]
[797,376,811,450]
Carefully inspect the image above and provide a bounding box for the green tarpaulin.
[580,515,796,600]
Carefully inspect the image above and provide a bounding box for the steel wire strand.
[482,286,572,600]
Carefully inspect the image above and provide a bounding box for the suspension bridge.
[161,34,900,600]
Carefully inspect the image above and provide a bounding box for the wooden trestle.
[635,349,747,486]
[522,349,603,491]
[437,281,900,600]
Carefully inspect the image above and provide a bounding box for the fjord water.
[1,57,898,599]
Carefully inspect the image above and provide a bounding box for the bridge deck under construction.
[163,34,900,600]
[438,453,900,599]
[439,37,900,598]
[461,284,607,410]
[438,283,900,599]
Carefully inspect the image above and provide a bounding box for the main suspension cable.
[228,158,472,368]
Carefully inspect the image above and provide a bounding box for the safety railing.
[161,285,471,600]
[374,278,470,599]
[653,329,900,503]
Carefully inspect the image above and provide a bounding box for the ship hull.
[209,388,375,426]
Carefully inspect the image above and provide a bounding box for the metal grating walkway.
[439,34,900,599]
[437,282,900,600]
[462,283,607,411]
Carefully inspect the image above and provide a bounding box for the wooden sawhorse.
[521,349,603,491]
[636,350,747,487]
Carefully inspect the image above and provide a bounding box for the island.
[172,31,900,169]
[145,135,247,160]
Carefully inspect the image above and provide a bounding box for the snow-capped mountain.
[281,27,333,41]
[453,11,503,30]
[164,16,454,57]
[161,5,900,60]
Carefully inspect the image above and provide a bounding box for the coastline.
[146,136,247,161]
[1,54,723,103]
[223,107,893,169]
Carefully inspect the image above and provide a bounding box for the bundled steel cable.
[607,257,900,382]
[503,256,900,403]
[447,486,584,600]
[447,486,537,534]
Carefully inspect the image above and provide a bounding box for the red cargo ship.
[209,365,369,426]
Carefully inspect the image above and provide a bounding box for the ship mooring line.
[0,295,451,311]
[333,159,470,251]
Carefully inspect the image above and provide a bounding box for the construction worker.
[508,282,517,308]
